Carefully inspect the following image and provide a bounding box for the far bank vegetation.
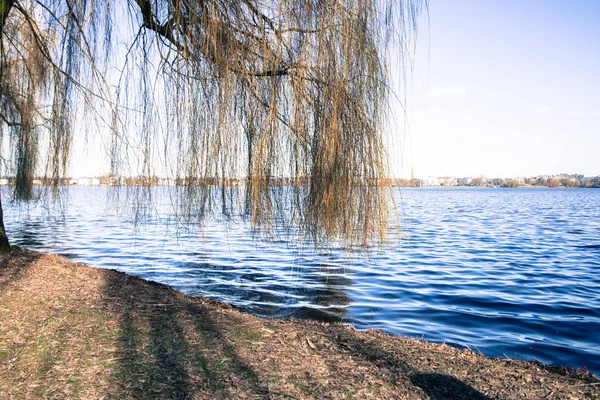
[392,174,600,188]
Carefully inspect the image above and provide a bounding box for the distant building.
[158,178,176,186]
[423,177,440,186]
[70,177,100,186]
[437,176,456,186]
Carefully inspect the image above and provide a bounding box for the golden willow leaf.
[0,0,425,250]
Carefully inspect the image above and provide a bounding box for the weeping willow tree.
[0,0,424,250]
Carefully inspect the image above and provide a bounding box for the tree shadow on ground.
[2,251,594,398]
[102,271,272,399]
[411,373,491,400]
[0,249,41,290]
[101,266,492,399]
[321,325,492,400]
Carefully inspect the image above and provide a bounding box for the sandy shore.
[1,249,598,399]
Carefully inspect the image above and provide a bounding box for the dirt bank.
[1,250,598,399]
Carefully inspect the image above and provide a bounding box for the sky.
[392,0,600,179]
[66,0,600,179]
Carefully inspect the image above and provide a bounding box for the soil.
[1,249,598,399]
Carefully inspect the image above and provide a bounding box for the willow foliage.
[0,0,424,248]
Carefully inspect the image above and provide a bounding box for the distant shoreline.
[398,185,599,189]
[1,173,599,189]
[0,183,598,189]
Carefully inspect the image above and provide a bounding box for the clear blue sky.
[70,0,599,179]
[394,0,600,179]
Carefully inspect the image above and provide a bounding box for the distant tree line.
[523,175,598,188]
[393,174,600,188]
[583,177,600,188]
[3,174,600,189]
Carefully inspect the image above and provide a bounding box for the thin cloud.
[533,106,552,114]
[566,110,585,118]
[430,85,470,99]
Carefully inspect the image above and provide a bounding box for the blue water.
[4,187,600,372]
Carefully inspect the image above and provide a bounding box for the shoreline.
[1,249,598,399]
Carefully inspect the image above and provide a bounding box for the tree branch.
[0,111,21,127]
[133,0,293,77]
[0,0,13,33]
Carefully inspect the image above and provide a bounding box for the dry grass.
[1,249,598,399]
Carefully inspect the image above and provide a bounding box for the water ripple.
[4,187,600,372]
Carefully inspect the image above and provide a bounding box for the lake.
[4,187,600,372]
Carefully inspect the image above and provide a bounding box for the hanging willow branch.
[0,0,424,248]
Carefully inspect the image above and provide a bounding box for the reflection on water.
[4,186,600,372]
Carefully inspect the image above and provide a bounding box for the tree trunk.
[0,190,10,250]
[0,0,13,250]
[0,0,13,33]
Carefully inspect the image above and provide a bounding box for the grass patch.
[228,328,262,344]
